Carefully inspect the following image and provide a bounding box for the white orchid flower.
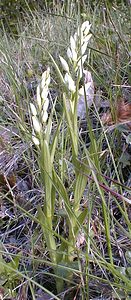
[84,33,92,43]
[32,116,41,134]
[78,55,87,66]
[81,41,88,55]
[42,110,48,123]
[81,21,91,34]
[32,135,40,146]
[67,47,72,60]
[67,47,77,62]
[84,25,91,36]
[41,67,50,89]
[36,84,41,109]
[59,56,69,73]
[64,73,76,93]
[71,48,77,62]
[77,54,87,78]
[41,88,49,101]
[42,98,49,112]
[30,103,37,116]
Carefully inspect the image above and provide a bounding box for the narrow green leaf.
[37,206,57,264]
[52,169,72,218]
[63,93,78,157]
[74,172,88,212]
[50,119,62,164]
[74,208,88,236]
[40,139,52,217]
[56,241,67,263]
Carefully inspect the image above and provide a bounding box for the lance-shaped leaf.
[40,139,52,218]
[37,205,57,264]
[52,169,72,219]
[74,208,88,237]
[73,171,88,212]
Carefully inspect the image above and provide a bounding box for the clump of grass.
[0,1,131,299]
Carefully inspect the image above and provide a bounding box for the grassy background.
[0,1,131,299]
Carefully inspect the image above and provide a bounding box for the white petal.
[80,33,84,45]
[45,77,50,88]
[78,55,87,67]
[84,26,91,37]
[41,68,50,89]
[59,56,69,73]
[67,47,72,59]
[41,88,49,101]
[64,73,76,93]
[32,116,41,133]
[32,135,40,146]
[42,98,49,111]
[82,54,87,65]
[30,103,37,116]
[83,33,92,43]
[36,85,41,109]
[77,66,83,79]
[42,110,48,123]
[81,21,90,33]
[71,48,77,62]
[81,41,88,55]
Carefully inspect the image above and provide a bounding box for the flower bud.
[41,88,49,101]
[71,48,77,62]
[32,116,41,133]
[32,135,40,146]
[84,26,91,37]
[84,33,92,43]
[42,98,49,112]
[81,42,88,55]
[41,67,50,89]
[30,103,37,116]
[59,56,69,73]
[67,47,72,60]
[36,85,41,109]
[42,110,48,123]
[81,21,91,34]
[64,73,76,93]
[78,55,87,67]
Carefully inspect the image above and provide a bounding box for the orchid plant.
[30,21,93,293]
